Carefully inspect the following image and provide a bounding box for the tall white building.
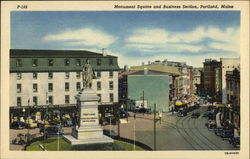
[220,58,240,104]
[10,49,120,109]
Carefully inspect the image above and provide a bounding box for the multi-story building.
[187,66,193,95]
[220,58,240,104]
[192,67,203,95]
[10,49,120,115]
[127,69,171,112]
[129,64,181,101]
[203,59,221,101]
[224,68,240,137]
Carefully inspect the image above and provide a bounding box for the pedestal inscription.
[63,89,113,145]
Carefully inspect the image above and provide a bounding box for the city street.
[103,105,237,150]
[10,106,237,151]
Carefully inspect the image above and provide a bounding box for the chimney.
[142,62,144,66]
[148,61,151,65]
[102,48,107,56]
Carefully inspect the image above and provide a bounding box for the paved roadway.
[131,106,237,150]
[10,106,238,151]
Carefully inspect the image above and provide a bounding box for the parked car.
[44,125,64,138]
[62,119,73,127]
[202,111,213,117]
[11,133,27,145]
[229,136,240,148]
[177,109,188,117]
[101,115,117,125]
[137,108,151,114]
[191,112,200,118]
[11,133,36,145]
[213,127,224,136]
[220,130,234,140]
[26,119,37,129]
[205,121,216,130]
[10,121,26,129]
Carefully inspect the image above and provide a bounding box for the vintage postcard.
[1,1,249,159]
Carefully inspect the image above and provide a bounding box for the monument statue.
[82,59,95,89]
[63,58,113,145]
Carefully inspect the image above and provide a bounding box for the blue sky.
[11,11,240,67]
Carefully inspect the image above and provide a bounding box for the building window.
[17,97,21,106]
[109,81,114,90]
[32,59,38,67]
[17,84,21,93]
[65,82,70,91]
[65,95,70,104]
[97,58,101,66]
[16,59,22,67]
[33,96,38,106]
[76,82,81,91]
[97,81,101,90]
[17,73,22,80]
[65,59,70,66]
[48,96,53,105]
[33,83,38,92]
[109,71,113,78]
[109,59,113,66]
[76,59,81,66]
[48,83,53,92]
[48,59,54,66]
[76,72,81,79]
[48,72,53,79]
[97,94,101,102]
[109,93,114,102]
[33,73,37,79]
[65,72,70,79]
[96,72,101,78]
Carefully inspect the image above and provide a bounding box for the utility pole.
[154,103,156,151]
[142,90,144,108]
[27,99,30,147]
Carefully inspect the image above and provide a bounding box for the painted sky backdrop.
[11,11,240,67]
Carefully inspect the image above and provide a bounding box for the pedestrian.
[159,111,162,124]
[134,113,136,119]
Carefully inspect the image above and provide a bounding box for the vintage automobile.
[220,130,234,140]
[12,133,27,145]
[10,121,26,129]
[229,136,240,148]
[11,133,36,145]
[177,109,188,117]
[213,127,224,136]
[43,125,64,138]
[191,112,200,118]
[205,120,216,130]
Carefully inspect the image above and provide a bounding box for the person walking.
[159,111,162,124]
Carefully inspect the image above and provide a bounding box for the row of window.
[16,93,114,106]
[16,58,114,67]
[16,71,114,80]
[16,81,114,93]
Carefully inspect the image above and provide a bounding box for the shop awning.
[214,104,226,107]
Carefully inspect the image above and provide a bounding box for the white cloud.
[125,26,240,54]
[43,28,115,48]
[126,43,204,53]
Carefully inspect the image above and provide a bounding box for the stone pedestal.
[63,89,113,145]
